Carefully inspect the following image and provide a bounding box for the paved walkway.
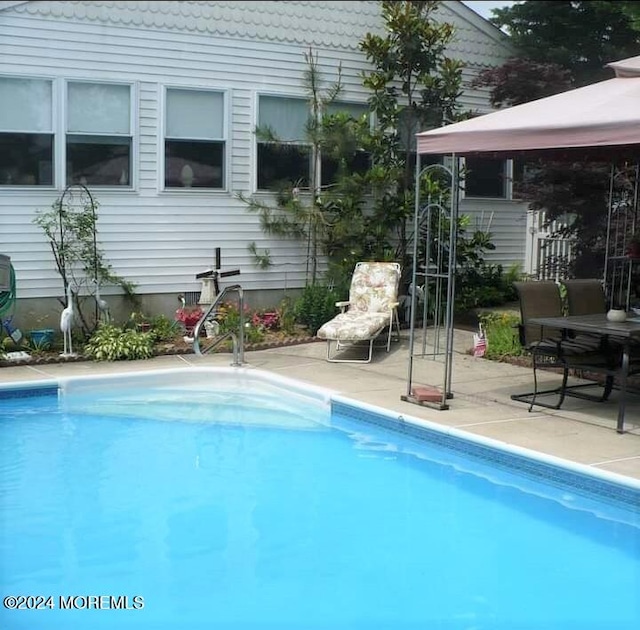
[2,329,639,481]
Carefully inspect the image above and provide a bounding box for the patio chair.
[562,277,640,378]
[561,278,607,315]
[510,281,617,411]
[316,262,401,363]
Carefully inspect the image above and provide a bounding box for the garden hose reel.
[0,254,22,344]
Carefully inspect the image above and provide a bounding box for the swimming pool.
[1,367,639,629]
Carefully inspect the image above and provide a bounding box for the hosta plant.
[84,324,155,362]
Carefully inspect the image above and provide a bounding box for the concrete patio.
[2,328,639,481]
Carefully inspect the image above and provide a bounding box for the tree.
[515,160,614,278]
[358,0,464,283]
[490,1,640,87]
[475,1,640,106]
[33,184,137,336]
[240,2,476,294]
[238,48,346,286]
[473,58,572,108]
[618,1,640,30]
[476,1,640,279]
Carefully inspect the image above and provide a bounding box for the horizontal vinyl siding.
[0,18,359,298]
[0,2,513,300]
[230,89,253,189]
[138,82,159,192]
[460,199,530,269]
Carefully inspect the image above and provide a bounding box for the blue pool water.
[1,369,639,630]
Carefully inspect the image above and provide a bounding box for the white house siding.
[459,198,529,270]
[0,0,520,311]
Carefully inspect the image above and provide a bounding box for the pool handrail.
[192,284,244,365]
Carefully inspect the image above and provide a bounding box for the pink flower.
[251,310,279,330]
[262,312,279,329]
[175,307,203,327]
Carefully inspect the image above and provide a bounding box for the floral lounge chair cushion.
[348,262,400,313]
[317,311,391,342]
[316,262,401,342]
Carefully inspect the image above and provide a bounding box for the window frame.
[0,75,56,188]
[254,92,371,193]
[64,79,136,189]
[255,93,311,193]
[161,85,229,192]
[320,100,371,189]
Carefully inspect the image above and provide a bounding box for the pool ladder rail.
[192,284,244,366]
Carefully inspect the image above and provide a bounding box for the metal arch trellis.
[402,155,460,410]
[57,182,99,320]
[603,161,640,311]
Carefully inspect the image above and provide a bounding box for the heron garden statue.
[60,283,76,357]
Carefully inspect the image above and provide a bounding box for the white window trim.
[254,92,312,193]
[160,84,229,194]
[0,74,57,189]
[62,78,137,191]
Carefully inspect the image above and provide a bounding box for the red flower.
[252,310,279,330]
[175,307,203,327]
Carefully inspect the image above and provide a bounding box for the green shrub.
[277,297,297,335]
[215,301,266,344]
[478,311,524,360]
[456,263,522,313]
[294,284,339,335]
[216,302,244,334]
[84,324,155,361]
[150,313,180,342]
[0,335,11,359]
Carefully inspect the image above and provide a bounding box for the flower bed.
[1,298,317,366]
[0,328,320,367]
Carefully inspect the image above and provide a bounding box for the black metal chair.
[561,278,607,315]
[511,281,618,411]
[562,277,640,379]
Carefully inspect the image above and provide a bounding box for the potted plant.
[26,311,56,350]
[28,328,56,350]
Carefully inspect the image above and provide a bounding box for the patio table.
[528,313,640,433]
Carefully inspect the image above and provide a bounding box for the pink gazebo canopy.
[416,56,640,156]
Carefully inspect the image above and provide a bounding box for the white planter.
[606,308,627,323]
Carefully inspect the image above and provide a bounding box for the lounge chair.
[510,280,617,411]
[316,262,401,363]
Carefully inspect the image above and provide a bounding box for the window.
[321,150,370,187]
[257,96,370,191]
[321,102,370,187]
[257,96,310,190]
[164,88,225,189]
[0,78,54,186]
[463,157,508,198]
[67,82,132,186]
[512,158,542,200]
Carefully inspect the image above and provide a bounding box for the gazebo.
[403,56,640,410]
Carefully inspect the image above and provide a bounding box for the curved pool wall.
[1,365,639,505]
[331,395,640,521]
